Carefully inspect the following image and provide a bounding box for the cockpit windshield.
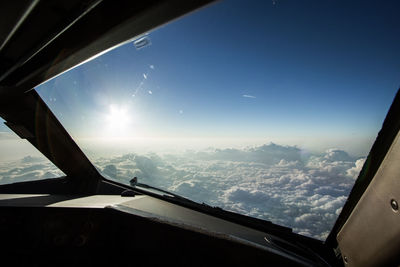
[0,118,65,185]
[34,0,400,240]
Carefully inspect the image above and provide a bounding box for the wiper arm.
[129,177,198,204]
[128,177,292,235]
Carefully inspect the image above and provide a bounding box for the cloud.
[242,94,256,98]
[346,158,366,178]
[89,143,363,240]
[0,157,64,185]
[21,156,46,164]
[143,73,147,79]
[0,143,364,240]
[324,148,353,162]
[149,65,155,69]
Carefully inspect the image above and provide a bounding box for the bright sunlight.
[104,105,132,138]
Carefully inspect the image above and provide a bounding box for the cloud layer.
[0,156,64,185]
[0,143,364,240]
[93,143,363,240]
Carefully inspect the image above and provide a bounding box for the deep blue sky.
[5,0,400,155]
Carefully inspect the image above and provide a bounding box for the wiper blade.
[130,178,233,215]
[129,177,292,235]
[129,177,198,204]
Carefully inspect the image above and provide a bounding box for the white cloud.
[143,73,147,79]
[150,65,155,69]
[148,90,152,95]
[0,143,364,240]
[90,143,362,240]
[242,94,256,98]
[346,158,366,178]
[0,157,64,185]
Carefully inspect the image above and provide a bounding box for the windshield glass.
[36,0,400,240]
[0,119,65,184]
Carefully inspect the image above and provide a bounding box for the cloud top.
[0,143,364,240]
[92,143,362,240]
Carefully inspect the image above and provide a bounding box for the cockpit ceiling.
[0,0,213,90]
[0,0,99,82]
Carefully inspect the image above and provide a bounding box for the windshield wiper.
[128,177,293,235]
[129,177,200,205]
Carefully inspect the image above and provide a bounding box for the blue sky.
[3,0,399,156]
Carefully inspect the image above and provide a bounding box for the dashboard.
[0,193,325,266]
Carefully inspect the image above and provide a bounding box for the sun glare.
[104,105,132,138]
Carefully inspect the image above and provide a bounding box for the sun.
[104,105,132,138]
